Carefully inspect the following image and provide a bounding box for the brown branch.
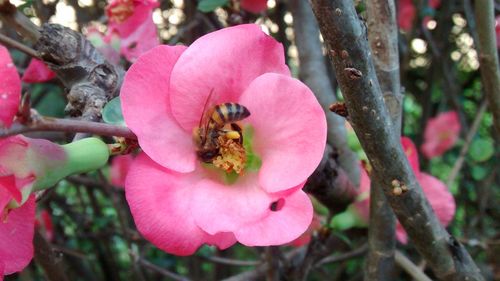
[365,0,401,279]
[200,255,261,267]
[0,117,136,139]
[474,0,500,137]
[0,1,41,41]
[315,243,368,266]
[290,0,360,185]
[0,32,38,57]
[395,251,433,281]
[309,0,483,280]
[34,230,70,281]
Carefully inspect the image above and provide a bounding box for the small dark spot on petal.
[269,198,285,211]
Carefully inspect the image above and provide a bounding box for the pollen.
[212,136,246,174]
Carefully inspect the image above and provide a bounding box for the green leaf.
[468,138,494,162]
[471,166,488,181]
[102,97,125,126]
[197,0,228,12]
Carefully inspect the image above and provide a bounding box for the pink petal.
[125,153,235,255]
[169,24,290,131]
[353,163,370,223]
[398,0,415,32]
[421,111,460,158]
[121,45,197,173]
[107,0,158,38]
[21,59,56,83]
[496,16,500,48]
[429,0,441,9]
[192,176,312,246]
[240,0,268,14]
[401,136,420,174]
[0,176,21,206]
[0,46,21,128]
[119,18,159,62]
[0,196,35,275]
[239,73,327,193]
[288,213,322,247]
[110,154,134,187]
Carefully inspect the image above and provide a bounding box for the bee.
[193,90,251,163]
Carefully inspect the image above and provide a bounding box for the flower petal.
[119,17,159,62]
[125,153,233,255]
[421,111,460,159]
[169,24,290,131]
[121,45,197,173]
[239,73,327,192]
[401,136,420,174]
[192,176,312,246]
[0,196,35,275]
[110,154,134,187]
[21,59,56,83]
[240,0,268,14]
[0,46,21,128]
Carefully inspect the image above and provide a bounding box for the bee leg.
[230,123,243,144]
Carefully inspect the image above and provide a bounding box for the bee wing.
[199,89,216,141]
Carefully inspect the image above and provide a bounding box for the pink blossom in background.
[0,45,21,128]
[354,137,456,244]
[240,0,267,14]
[0,196,35,280]
[85,25,121,65]
[121,24,326,255]
[110,154,134,187]
[421,111,460,159]
[289,214,323,247]
[397,0,415,32]
[21,59,56,83]
[106,0,160,62]
[496,16,500,48]
[35,209,54,242]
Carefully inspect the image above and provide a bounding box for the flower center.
[212,133,247,174]
[108,0,135,23]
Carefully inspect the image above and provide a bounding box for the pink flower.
[421,111,460,158]
[288,214,323,247]
[110,154,134,187]
[35,209,54,242]
[0,45,21,128]
[398,0,415,32]
[354,137,456,244]
[21,59,56,83]
[121,24,326,255]
[0,196,35,279]
[106,0,160,62]
[496,16,500,48]
[240,0,267,14]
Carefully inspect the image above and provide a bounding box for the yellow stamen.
[212,136,246,174]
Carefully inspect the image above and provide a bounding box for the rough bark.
[310,0,484,280]
[364,0,401,279]
[35,24,124,120]
[474,0,500,137]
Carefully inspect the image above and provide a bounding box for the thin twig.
[1,117,136,139]
[315,243,368,266]
[446,100,488,186]
[200,255,261,267]
[0,33,39,57]
[395,251,433,281]
[474,0,500,136]
[135,255,191,281]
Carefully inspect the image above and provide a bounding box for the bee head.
[197,149,219,163]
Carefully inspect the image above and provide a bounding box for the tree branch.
[0,32,38,58]
[474,0,500,136]
[395,251,433,281]
[309,0,483,280]
[365,0,401,279]
[0,117,136,139]
[289,0,360,185]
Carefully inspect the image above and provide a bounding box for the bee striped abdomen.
[211,103,250,127]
